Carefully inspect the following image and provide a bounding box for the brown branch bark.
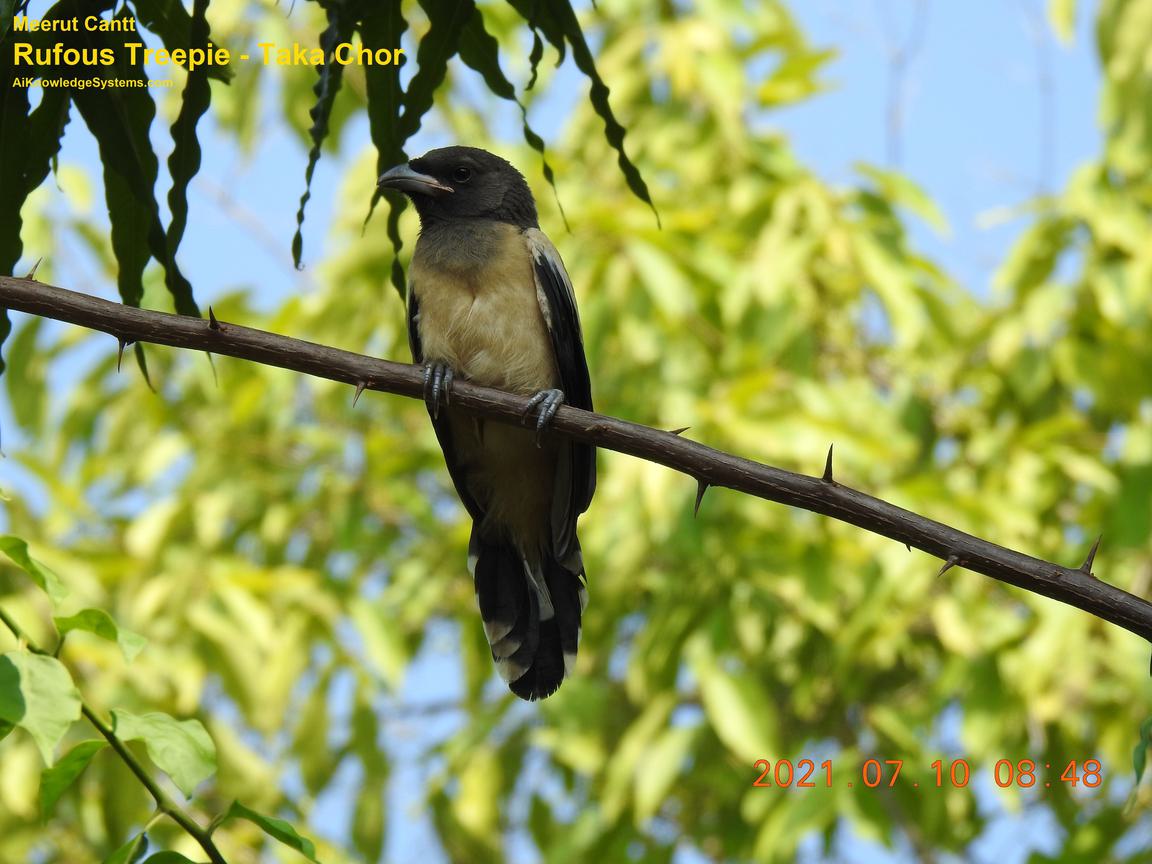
[3,274,1151,646]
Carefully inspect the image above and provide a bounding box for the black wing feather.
[525,230,597,562]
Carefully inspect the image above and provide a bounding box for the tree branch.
[3,274,1151,648]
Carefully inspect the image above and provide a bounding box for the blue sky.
[2,1,1127,862]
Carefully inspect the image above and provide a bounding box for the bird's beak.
[377,164,454,196]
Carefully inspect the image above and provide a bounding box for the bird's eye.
[452,166,472,183]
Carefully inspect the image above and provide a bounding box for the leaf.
[1,0,16,40]
[224,800,322,863]
[1049,0,1077,44]
[1134,716,1152,782]
[457,4,565,221]
[5,316,46,432]
[0,311,9,378]
[507,0,658,222]
[129,0,232,82]
[40,739,106,817]
[399,0,472,143]
[0,82,71,375]
[66,7,199,315]
[0,651,82,764]
[69,12,155,309]
[358,0,408,297]
[102,833,149,864]
[0,61,30,283]
[0,535,69,604]
[856,163,949,234]
[24,86,72,193]
[111,710,216,797]
[133,342,155,392]
[634,725,696,822]
[292,4,356,268]
[54,609,147,661]
[141,854,199,864]
[688,637,777,764]
[994,215,1075,299]
[164,0,213,266]
[366,0,470,292]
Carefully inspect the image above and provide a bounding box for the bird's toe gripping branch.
[522,388,565,446]
[423,362,455,419]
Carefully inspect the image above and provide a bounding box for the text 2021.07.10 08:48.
[752,758,1103,790]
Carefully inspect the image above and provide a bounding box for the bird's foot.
[423,362,455,419]
[522,388,565,446]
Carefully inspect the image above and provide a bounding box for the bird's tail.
[469,528,587,700]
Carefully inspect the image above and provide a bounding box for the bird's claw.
[423,362,455,419]
[522,388,565,446]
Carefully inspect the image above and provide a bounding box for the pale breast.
[411,222,558,395]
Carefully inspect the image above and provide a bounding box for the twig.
[2,275,1151,647]
[874,0,930,168]
[1014,0,1056,196]
[0,606,228,864]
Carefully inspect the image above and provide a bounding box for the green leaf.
[102,833,149,864]
[399,0,471,143]
[5,316,46,433]
[358,0,408,297]
[365,0,470,292]
[856,163,949,234]
[54,609,147,661]
[457,4,562,211]
[141,853,199,864]
[1,0,16,40]
[0,651,82,764]
[0,535,69,604]
[111,710,216,797]
[1049,0,1077,43]
[634,725,697,822]
[67,7,199,315]
[1134,716,1152,782]
[995,215,1075,299]
[164,0,213,267]
[0,718,14,742]
[0,60,30,283]
[24,86,72,195]
[507,0,658,222]
[292,4,356,268]
[224,800,322,863]
[129,0,232,81]
[40,739,106,817]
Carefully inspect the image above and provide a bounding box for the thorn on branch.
[822,444,835,483]
[905,543,912,553]
[352,381,368,407]
[937,555,959,578]
[116,337,133,372]
[23,257,43,281]
[669,427,690,436]
[208,306,221,331]
[1079,535,1102,577]
[694,479,709,517]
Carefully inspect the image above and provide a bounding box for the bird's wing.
[407,286,485,522]
[524,228,597,563]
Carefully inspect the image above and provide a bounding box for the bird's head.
[377,146,538,228]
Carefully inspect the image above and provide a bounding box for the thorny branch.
[3,275,1152,653]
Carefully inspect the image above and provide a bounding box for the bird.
[377,146,596,700]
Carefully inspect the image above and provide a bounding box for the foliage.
[2,0,1152,861]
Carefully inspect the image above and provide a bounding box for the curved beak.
[377,164,453,196]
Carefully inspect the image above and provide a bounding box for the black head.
[377,146,538,229]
